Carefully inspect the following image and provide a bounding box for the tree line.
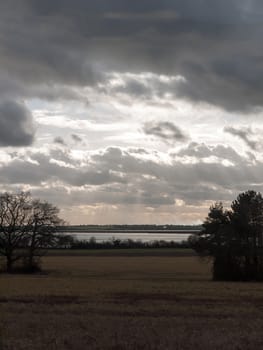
[61,224,201,232]
[57,236,190,250]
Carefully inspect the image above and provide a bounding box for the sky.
[0,0,263,224]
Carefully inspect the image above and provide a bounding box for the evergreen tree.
[189,191,263,281]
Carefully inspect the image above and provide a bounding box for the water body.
[66,231,195,243]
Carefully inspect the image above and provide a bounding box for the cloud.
[0,1,263,110]
[54,136,66,146]
[1,1,263,224]
[104,11,179,22]
[101,72,185,100]
[143,121,187,144]
[71,134,82,143]
[0,148,127,187]
[224,126,258,150]
[176,142,246,164]
[1,143,263,223]
[0,100,35,147]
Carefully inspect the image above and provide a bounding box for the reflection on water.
[66,231,192,243]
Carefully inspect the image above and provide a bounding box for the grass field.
[46,248,195,257]
[1,250,263,349]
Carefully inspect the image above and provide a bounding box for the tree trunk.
[6,255,13,272]
[27,248,34,271]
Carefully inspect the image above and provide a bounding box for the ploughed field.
[1,251,263,349]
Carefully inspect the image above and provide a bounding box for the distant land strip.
[59,225,201,234]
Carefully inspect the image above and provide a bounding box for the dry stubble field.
[1,251,263,349]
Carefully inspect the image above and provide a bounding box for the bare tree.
[0,191,63,272]
[26,199,64,271]
[0,192,32,271]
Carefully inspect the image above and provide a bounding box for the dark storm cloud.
[143,121,187,144]
[224,126,258,150]
[1,0,263,110]
[0,73,90,103]
[0,100,35,146]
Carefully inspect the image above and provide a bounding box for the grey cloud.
[1,144,263,208]
[30,184,175,208]
[71,134,83,143]
[128,148,149,155]
[105,73,184,100]
[143,121,187,144]
[104,11,179,21]
[176,142,246,164]
[0,73,90,103]
[91,146,263,202]
[1,1,263,110]
[0,100,35,147]
[0,150,127,187]
[224,126,258,150]
[54,137,66,146]
[113,78,150,97]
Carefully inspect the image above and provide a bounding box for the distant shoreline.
[59,225,201,234]
[61,230,200,234]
